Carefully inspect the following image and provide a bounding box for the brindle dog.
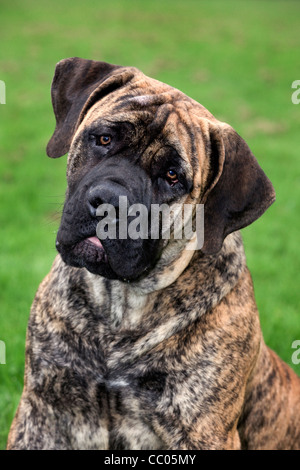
[7,58,300,450]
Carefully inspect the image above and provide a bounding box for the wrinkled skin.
[7,58,300,450]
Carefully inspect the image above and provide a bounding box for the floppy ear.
[46,57,124,158]
[201,124,276,254]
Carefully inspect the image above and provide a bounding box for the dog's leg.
[7,263,110,450]
[238,345,300,449]
[150,412,242,450]
[7,387,110,450]
[7,389,72,449]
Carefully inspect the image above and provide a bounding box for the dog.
[7,57,300,450]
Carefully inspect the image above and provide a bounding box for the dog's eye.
[91,134,112,146]
[166,169,178,186]
[98,135,112,146]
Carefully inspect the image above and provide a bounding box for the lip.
[56,234,109,265]
[77,236,108,263]
[86,236,104,249]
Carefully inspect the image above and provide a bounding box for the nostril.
[90,197,102,209]
[87,194,103,217]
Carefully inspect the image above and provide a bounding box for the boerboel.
[7,58,300,450]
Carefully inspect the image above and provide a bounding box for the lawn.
[0,0,300,450]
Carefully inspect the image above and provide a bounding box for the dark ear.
[46,57,124,158]
[201,124,276,254]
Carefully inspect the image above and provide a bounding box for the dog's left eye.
[166,169,179,186]
[98,135,112,146]
[91,134,112,146]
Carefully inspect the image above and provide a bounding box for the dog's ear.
[46,57,125,158]
[201,123,276,254]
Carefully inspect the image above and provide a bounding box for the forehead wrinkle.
[159,107,193,161]
[79,95,154,131]
[74,89,201,174]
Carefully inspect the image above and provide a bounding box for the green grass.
[0,0,300,449]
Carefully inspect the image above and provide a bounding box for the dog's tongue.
[87,236,103,248]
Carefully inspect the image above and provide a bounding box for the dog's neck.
[85,231,246,363]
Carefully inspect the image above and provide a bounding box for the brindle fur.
[7,58,300,450]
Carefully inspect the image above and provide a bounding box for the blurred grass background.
[0,0,300,449]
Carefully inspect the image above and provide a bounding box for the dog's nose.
[87,184,126,218]
[87,190,103,217]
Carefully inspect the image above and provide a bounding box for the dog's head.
[48,57,275,282]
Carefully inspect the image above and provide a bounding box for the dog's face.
[47,58,275,282]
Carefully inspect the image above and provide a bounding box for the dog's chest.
[54,266,241,449]
[104,376,166,450]
[67,365,167,450]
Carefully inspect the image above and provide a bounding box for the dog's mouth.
[86,236,103,249]
[79,236,108,262]
[59,235,108,264]
[56,228,162,282]
[56,230,155,281]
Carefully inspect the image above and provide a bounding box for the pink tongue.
[87,236,103,248]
